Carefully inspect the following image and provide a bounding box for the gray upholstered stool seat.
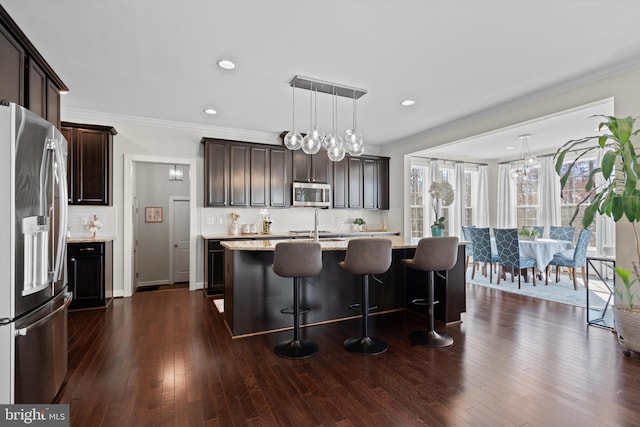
[339,238,392,355]
[401,237,459,348]
[273,241,323,359]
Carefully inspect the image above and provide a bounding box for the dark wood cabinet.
[269,148,290,207]
[250,146,268,207]
[204,240,224,295]
[62,122,116,206]
[332,157,349,208]
[68,241,113,309]
[0,7,67,126]
[229,144,250,206]
[348,156,363,208]
[376,157,390,210]
[292,150,330,183]
[204,140,229,207]
[362,157,390,210]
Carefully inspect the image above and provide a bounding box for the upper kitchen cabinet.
[269,147,291,207]
[0,6,67,128]
[62,122,116,206]
[292,149,330,184]
[204,140,229,207]
[229,144,250,207]
[363,156,390,210]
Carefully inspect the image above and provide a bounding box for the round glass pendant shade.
[345,137,365,156]
[301,134,322,154]
[327,144,346,162]
[284,131,303,150]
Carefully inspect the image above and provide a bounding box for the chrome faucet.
[314,209,319,242]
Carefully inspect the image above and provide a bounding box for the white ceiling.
[3,1,640,152]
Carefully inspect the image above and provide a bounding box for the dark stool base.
[343,336,388,355]
[409,330,453,348]
[274,339,319,359]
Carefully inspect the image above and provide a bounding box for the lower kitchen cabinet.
[204,240,224,295]
[67,240,113,309]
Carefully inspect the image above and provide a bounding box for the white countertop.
[221,235,468,251]
[202,230,399,240]
[68,236,116,243]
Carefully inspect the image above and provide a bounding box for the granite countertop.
[202,230,399,240]
[220,235,467,251]
[68,236,116,243]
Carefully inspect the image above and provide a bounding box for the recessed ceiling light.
[217,59,236,70]
[401,99,415,106]
[505,146,515,150]
[203,108,217,115]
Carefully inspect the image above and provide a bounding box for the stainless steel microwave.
[292,182,331,207]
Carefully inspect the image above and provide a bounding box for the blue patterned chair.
[461,226,474,271]
[494,228,537,288]
[468,227,499,283]
[549,226,575,242]
[546,228,592,289]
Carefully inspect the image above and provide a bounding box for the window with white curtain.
[559,157,597,245]
[409,166,425,238]
[514,165,540,229]
[464,170,476,226]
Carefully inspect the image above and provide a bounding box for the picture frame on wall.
[145,207,163,223]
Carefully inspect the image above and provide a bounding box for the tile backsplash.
[67,206,117,238]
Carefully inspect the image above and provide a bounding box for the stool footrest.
[348,303,378,312]
[280,307,310,315]
[411,298,438,307]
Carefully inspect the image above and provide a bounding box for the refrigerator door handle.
[51,137,68,285]
[15,292,72,337]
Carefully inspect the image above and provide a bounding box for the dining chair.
[549,226,575,242]
[493,228,537,288]
[468,227,499,283]
[546,228,592,289]
[461,226,474,272]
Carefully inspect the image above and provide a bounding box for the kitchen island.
[221,236,467,337]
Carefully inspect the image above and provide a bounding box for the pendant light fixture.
[169,164,183,181]
[283,83,303,150]
[511,134,537,181]
[285,75,366,161]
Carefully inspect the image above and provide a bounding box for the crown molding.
[60,107,282,145]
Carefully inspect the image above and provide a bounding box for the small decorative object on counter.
[87,214,102,238]
[428,181,454,237]
[230,213,240,235]
[353,217,366,232]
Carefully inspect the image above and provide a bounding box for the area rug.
[213,299,224,313]
[466,266,611,310]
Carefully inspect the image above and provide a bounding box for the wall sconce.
[169,164,183,181]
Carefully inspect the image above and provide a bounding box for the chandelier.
[283,75,366,162]
[511,134,537,181]
[169,164,183,181]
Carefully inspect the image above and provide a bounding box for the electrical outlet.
[216,217,223,225]
[206,217,215,225]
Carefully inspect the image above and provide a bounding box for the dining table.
[491,237,574,270]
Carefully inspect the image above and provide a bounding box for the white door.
[170,198,190,284]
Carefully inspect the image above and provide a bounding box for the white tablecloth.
[491,238,574,269]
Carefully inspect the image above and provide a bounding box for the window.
[514,165,540,229]
[559,157,597,245]
[409,166,425,238]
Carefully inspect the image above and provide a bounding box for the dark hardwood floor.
[57,284,640,426]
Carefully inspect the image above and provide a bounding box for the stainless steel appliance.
[292,182,331,207]
[0,102,70,404]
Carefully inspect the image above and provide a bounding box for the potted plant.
[554,115,640,355]
[518,227,540,241]
[353,217,366,232]
[428,181,454,237]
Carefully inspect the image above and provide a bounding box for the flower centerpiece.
[230,213,240,235]
[428,181,454,236]
[554,115,640,356]
[353,217,366,232]
[519,227,540,241]
[87,214,102,238]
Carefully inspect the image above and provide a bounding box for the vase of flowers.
[87,214,102,238]
[428,181,454,237]
[353,217,366,232]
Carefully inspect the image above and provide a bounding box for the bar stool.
[402,237,459,347]
[339,238,392,355]
[272,241,323,359]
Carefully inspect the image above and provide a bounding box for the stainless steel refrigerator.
[0,101,71,404]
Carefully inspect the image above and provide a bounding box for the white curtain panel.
[497,163,517,227]
[449,162,466,238]
[537,156,561,236]
[425,159,440,234]
[474,165,490,227]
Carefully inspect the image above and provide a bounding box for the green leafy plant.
[554,115,640,311]
[433,216,446,228]
[519,227,540,237]
[428,181,454,227]
[353,218,365,226]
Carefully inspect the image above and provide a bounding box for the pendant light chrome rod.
[290,75,367,99]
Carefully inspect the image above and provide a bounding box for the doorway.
[123,154,197,297]
[170,197,190,284]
